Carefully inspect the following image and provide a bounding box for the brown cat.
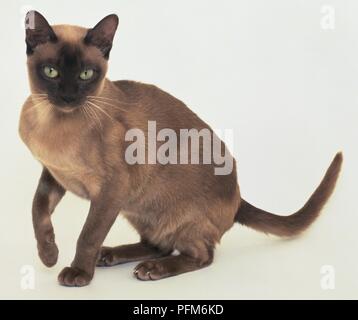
[19,11,343,287]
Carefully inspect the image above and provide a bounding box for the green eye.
[79,69,94,80]
[43,66,59,78]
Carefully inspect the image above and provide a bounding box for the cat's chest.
[22,117,82,171]
[19,108,103,199]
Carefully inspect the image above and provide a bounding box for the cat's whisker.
[81,106,90,124]
[87,102,114,123]
[82,109,92,129]
[32,100,49,107]
[87,95,117,101]
[80,106,95,131]
[30,96,47,99]
[87,95,138,106]
[83,104,99,132]
[24,99,50,114]
[88,98,129,112]
[30,98,47,103]
[84,102,103,132]
[87,95,124,102]
[30,94,47,98]
[30,94,48,100]
[30,94,47,101]
[30,98,47,104]
[37,102,52,119]
[86,100,116,122]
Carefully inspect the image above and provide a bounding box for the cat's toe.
[134,261,166,281]
[58,267,92,287]
[96,246,115,267]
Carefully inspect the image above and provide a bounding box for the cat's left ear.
[84,14,119,59]
[25,11,57,55]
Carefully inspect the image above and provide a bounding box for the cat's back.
[113,80,209,131]
[113,80,179,107]
[113,80,144,97]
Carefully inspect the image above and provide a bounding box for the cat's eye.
[79,69,94,80]
[43,66,59,79]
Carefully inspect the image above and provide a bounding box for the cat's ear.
[25,11,57,55]
[84,14,119,59]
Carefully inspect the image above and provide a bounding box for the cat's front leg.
[33,167,66,267]
[58,193,120,287]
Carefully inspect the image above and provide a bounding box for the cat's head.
[25,11,118,112]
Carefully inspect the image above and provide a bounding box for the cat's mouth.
[50,97,85,113]
[55,105,78,113]
[45,94,85,113]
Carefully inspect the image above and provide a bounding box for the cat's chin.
[54,105,78,114]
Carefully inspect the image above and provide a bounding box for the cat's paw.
[133,260,167,281]
[96,246,116,267]
[58,267,92,287]
[37,242,58,267]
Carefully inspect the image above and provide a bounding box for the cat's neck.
[99,78,125,100]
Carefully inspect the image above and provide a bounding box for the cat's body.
[20,77,239,252]
[19,12,342,286]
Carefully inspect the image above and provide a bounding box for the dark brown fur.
[19,12,343,286]
[236,152,343,237]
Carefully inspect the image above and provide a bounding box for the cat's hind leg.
[133,246,214,281]
[96,240,170,267]
[133,224,216,281]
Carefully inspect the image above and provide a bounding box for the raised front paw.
[37,241,59,267]
[58,267,92,287]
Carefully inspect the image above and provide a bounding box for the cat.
[19,11,343,287]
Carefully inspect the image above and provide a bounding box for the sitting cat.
[19,11,342,286]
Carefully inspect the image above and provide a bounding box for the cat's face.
[25,11,118,112]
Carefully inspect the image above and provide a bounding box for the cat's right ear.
[25,11,57,55]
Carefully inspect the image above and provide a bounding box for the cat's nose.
[61,95,77,104]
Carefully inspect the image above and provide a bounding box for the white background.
[0,0,357,299]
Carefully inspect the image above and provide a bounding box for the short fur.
[19,11,343,286]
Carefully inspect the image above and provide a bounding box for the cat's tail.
[235,152,343,237]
